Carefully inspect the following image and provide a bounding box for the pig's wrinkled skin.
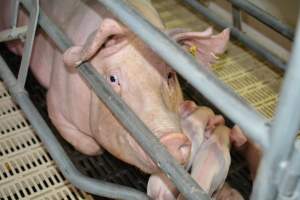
[0,0,230,174]
[148,101,246,200]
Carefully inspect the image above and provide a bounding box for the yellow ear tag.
[5,163,11,171]
[189,45,197,57]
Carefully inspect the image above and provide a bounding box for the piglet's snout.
[159,133,191,165]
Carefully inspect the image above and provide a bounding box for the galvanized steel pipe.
[228,0,295,40]
[17,0,39,89]
[0,26,27,42]
[278,141,300,198]
[252,16,300,200]
[232,5,242,30]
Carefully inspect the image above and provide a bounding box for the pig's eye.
[108,75,120,85]
[167,72,173,79]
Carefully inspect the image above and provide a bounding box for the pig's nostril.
[159,133,191,164]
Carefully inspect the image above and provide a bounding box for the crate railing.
[227,0,295,41]
[0,0,299,199]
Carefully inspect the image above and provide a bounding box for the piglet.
[147,101,226,200]
[178,102,247,200]
[179,100,225,170]
[177,124,246,200]
[147,101,246,200]
[147,173,179,200]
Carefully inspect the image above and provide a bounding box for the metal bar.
[251,15,300,200]
[0,55,150,200]
[292,180,300,200]
[20,1,211,200]
[278,141,300,198]
[232,5,242,30]
[182,0,286,70]
[227,0,295,40]
[11,0,20,28]
[0,26,28,42]
[16,0,39,89]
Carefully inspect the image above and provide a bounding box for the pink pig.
[0,0,230,174]
[148,101,246,200]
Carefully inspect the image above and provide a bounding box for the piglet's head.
[213,126,248,153]
[168,27,230,68]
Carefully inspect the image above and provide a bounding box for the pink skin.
[148,101,247,200]
[147,173,179,200]
[180,102,247,199]
[179,100,225,169]
[0,1,230,174]
[188,125,232,197]
[177,126,246,200]
[147,101,226,200]
[168,27,230,68]
[233,126,262,180]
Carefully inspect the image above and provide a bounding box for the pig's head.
[63,18,229,173]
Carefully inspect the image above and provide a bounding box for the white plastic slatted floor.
[0,82,94,200]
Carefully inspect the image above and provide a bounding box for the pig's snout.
[160,133,191,165]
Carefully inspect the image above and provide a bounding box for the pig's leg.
[49,111,102,155]
[231,126,261,179]
[147,173,178,200]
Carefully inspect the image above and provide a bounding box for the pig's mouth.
[129,133,191,173]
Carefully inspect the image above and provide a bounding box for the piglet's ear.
[230,125,248,148]
[63,18,127,68]
[168,27,230,68]
[178,100,198,119]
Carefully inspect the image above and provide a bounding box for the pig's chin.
[126,134,159,173]
[134,152,159,173]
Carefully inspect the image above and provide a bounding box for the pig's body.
[0,0,230,174]
[0,0,190,173]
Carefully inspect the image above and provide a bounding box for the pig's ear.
[230,125,248,148]
[63,46,83,68]
[178,100,198,118]
[168,27,230,68]
[63,19,126,68]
